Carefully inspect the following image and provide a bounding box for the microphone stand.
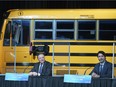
[23,65,30,73]
[84,67,91,75]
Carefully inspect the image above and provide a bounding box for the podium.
[64,74,92,83]
[5,73,29,81]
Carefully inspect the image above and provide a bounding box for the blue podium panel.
[5,73,29,81]
[64,74,92,84]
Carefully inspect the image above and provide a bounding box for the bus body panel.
[0,9,116,77]
[8,9,116,19]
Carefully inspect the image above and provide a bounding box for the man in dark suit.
[29,53,52,76]
[91,51,112,78]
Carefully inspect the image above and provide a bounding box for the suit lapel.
[98,64,100,74]
[102,62,107,74]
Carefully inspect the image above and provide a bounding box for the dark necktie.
[39,63,43,74]
[99,65,103,75]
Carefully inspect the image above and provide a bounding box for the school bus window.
[35,31,52,39]
[35,21,53,29]
[34,20,53,40]
[3,22,10,46]
[12,20,30,45]
[56,31,74,39]
[78,20,96,40]
[57,21,74,29]
[12,21,19,45]
[4,20,30,46]
[22,20,30,45]
[56,20,74,40]
[99,20,116,40]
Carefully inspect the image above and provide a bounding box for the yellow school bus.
[0,9,116,77]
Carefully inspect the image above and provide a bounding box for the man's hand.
[32,72,38,76]
[29,72,33,76]
[92,72,100,78]
[29,72,38,76]
[37,73,41,76]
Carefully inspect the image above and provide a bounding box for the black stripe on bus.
[33,42,113,45]
[5,63,95,67]
[48,53,113,56]
[6,63,116,67]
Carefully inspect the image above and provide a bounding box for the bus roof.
[7,9,116,19]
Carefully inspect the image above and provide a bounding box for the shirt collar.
[100,61,105,66]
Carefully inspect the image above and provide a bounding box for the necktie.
[39,63,43,74]
[99,65,103,75]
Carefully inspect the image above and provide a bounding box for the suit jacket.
[91,61,112,78]
[30,61,52,76]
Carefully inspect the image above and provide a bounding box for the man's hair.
[37,53,45,57]
[97,51,106,57]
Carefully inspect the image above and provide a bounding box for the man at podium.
[90,51,112,78]
[29,53,52,76]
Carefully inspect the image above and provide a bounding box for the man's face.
[38,54,45,63]
[98,53,106,63]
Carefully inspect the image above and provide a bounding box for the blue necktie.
[39,63,43,74]
[99,65,103,75]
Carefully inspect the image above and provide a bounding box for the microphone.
[84,67,91,75]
